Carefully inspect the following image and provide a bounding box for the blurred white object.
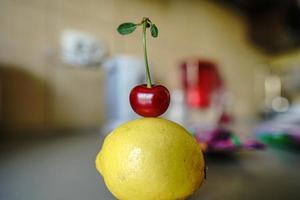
[187,89,224,129]
[61,30,107,66]
[166,90,187,126]
[103,55,145,132]
[264,74,282,109]
[272,96,290,112]
[263,73,290,113]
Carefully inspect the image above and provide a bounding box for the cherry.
[118,18,170,117]
[130,84,170,117]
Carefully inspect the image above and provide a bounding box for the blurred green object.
[230,134,241,146]
[257,133,294,147]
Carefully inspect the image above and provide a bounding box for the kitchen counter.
[1,130,300,200]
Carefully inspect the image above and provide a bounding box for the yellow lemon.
[95,118,205,200]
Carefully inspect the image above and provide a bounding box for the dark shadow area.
[0,63,47,134]
[205,152,240,163]
[213,0,300,54]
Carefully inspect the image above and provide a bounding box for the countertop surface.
[1,130,300,200]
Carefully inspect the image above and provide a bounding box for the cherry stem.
[142,18,153,88]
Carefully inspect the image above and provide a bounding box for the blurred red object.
[218,112,234,124]
[181,59,222,109]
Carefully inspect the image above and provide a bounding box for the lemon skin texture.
[96,118,205,200]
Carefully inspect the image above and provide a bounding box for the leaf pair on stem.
[117,18,158,37]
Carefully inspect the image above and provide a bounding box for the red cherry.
[129,84,170,117]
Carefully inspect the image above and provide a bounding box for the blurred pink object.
[195,127,265,153]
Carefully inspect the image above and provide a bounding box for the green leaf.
[150,24,158,38]
[117,23,137,35]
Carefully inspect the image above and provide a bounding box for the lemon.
[95,118,205,200]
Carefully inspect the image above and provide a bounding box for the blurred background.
[1,0,300,199]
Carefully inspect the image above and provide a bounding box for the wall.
[0,0,268,131]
